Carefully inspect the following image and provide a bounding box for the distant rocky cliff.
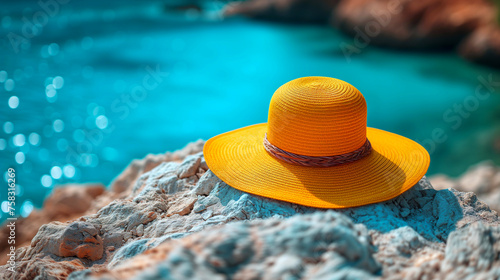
[224,0,500,68]
[1,140,500,279]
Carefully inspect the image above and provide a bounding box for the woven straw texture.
[268,76,367,156]
[204,77,430,208]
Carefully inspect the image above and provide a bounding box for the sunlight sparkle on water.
[51,166,62,179]
[21,200,34,217]
[3,122,13,134]
[8,96,19,109]
[13,134,26,146]
[41,175,53,188]
[15,152,25,164]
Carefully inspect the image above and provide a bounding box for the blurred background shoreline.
[1,0,500,222]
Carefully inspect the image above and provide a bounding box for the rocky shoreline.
[1,140,500,279]
[223,0,500,68]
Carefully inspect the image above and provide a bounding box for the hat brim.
[204,123,430,208]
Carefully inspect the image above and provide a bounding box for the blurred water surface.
[1,0,500,220]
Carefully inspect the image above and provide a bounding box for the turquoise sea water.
[1,0,500,221]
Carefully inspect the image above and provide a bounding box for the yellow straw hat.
[204,77,430,208]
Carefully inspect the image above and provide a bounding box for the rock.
[110,139,204,194]
[58,222,104,261]
[136,224,144,237]
[0,183,105,266]
[66,190,500,280]
[0,141,205,279]
[430,161,500,212]
[110,154,165,194]
[332,0,495,49]
[459,25,500,68]
[193,170,219,196]
[432,189,463,239]
[80,212,381,279]
[483,189,500,213]
[158,175,182,194]
[443,222,499,272]
[44,184,106,216]
[177,153,202,179]
[200,157,209,171]
[1,141,500,279]
[427,174,456,190]
[166,195,197,216]
[457,161,497,194]
[108,239,151,268]
[223,0,500,68]
[28,221,103,261]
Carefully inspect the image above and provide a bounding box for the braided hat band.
[263,134,372,167]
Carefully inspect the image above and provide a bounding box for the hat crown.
[267,77,367,156]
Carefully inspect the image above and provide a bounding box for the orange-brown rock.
[0,183,105,266]
[333,0,496,49]
[58,222,104,261]
[459,25,500,68]
[224,0,500,68]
